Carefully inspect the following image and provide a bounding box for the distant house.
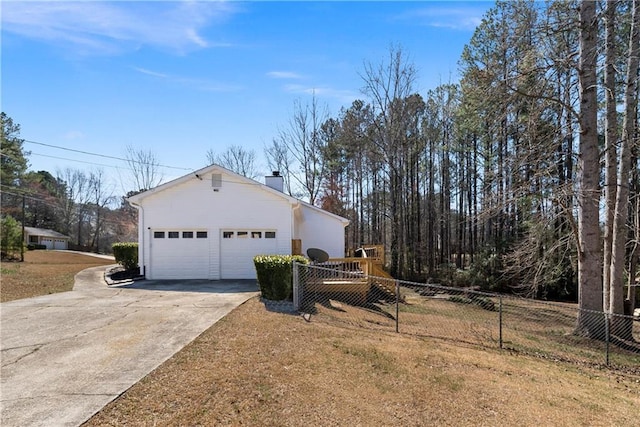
[24,227,70,250]
[127,164,349,280]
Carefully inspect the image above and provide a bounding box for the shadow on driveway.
[111,279,259,294]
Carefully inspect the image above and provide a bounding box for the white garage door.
[41,238,54,249]
[41,238,67,249]
[220,230,278,279]
[151,230,210,279]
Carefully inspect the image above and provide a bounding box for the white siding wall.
[137,171,293,279]
[295,204,346,258]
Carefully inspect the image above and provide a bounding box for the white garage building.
[127,165,349,280]
[24,227,70,250]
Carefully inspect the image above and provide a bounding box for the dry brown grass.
[0,250,114,302]
[7,253,637,425]
[85,297,640,427]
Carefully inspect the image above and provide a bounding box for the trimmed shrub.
[254,255,308,301]
[112,242,138,270]
[27,244,47,250]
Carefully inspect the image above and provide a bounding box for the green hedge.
[254,255,308,301]
[27,244,47,250]
[112,242,138,270]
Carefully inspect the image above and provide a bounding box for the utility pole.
[21,194,25,262]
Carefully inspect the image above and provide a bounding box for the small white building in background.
[127,164,349,280]
[24,227,70,250]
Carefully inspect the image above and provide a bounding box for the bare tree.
[88,169,115,252]
[55,167,93,246]
[124,145,163,193]
[360,44,418,277]
[264,137,295,196]
[206,145,259,179]
[272,94,329,205]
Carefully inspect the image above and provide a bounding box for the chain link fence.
[293,262,640,371]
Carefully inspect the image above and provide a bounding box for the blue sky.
[2,1,492,191]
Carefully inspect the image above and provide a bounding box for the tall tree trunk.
[609,0,640,338]
[603,0,619,312]
[575,0,604,338]
[427,142,436,276]
[627,168,639,314]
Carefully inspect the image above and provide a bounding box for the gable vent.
[212,173,222,188]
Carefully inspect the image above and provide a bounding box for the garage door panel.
[151,233,210,279]
[220,233,277,279]
[150,229,278,280]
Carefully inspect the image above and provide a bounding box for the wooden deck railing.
[347,245,385,265]
[304,258,371,303]
[301,247,395,305]
[318,257,370,276]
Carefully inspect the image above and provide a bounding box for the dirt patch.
[84,297,640,426]
[1,251,114,302]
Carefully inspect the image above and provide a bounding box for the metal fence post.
[299,270,638,371]
[292,262,299,311]
[499,295,503,349]
[395,279,400,333]
[604,311,610,366]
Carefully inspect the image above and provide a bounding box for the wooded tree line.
[1,1,638,334]
[0,168,138,256]
[1,113,140,255]
[265,0,639,329]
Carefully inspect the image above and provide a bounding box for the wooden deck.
[304,258,370,303]
[304,250,397,304]
[304,279,371,303]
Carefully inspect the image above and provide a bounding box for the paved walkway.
[0,265,259,426]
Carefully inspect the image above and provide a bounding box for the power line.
[1,187,131,228]
[30,152,134,171]
[23,139,193,171]
[6,146,270,190]
[8,141,270,187]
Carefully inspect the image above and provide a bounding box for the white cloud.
[132,67,169,79]
[396,5,486,31]
[267,71,305,80]
[62,130,85,140]
[132,66,243,93]
[186,28,208,48]
[1,1,238,55]
[283,84,358,104]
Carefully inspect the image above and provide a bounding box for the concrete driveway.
[0,265,259,427]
